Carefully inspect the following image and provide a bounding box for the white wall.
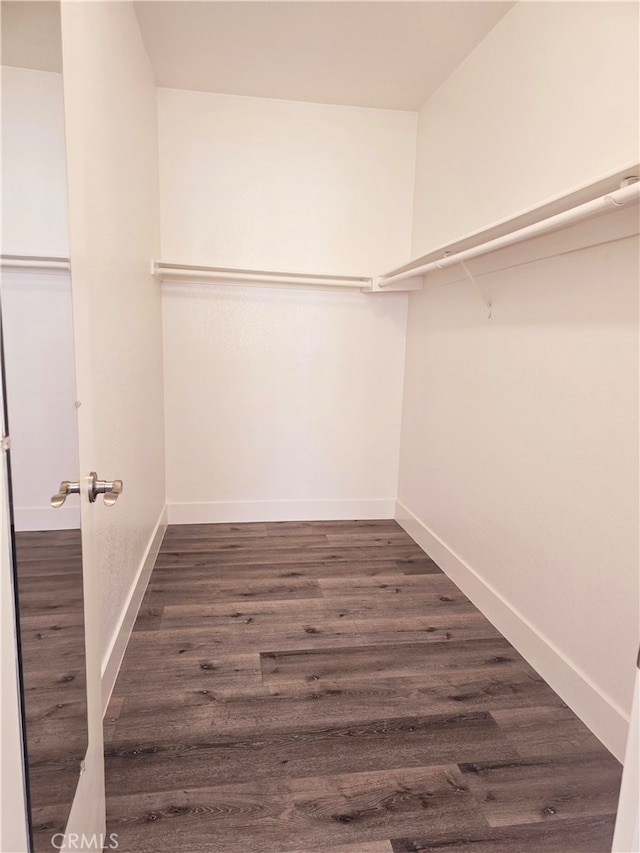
[1,66,69,257]
[411,2,640,255]
[158,88,417,275]
[60,1,166,843]
[1,270,80,531]
[163,283,407,522]
[399,211,639,758]
[158,88,415,521]
[400,1,639,759]
[1,66,79,532]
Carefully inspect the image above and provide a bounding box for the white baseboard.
[395,500,629,761]
[167,499,396,525]
[101,505,167,715]
[13,505,80,531]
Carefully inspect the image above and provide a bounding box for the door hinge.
[1,435,10,452]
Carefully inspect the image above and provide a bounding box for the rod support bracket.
[458,258,492,319]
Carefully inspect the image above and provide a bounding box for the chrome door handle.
[89,471,123,506]
[51,480,81,508]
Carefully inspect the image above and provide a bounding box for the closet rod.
[153,262,371,291]
[376,181,640,288]
[1,254,71,273]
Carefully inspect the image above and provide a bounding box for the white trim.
[101,505,167,715]
[167,499,396,525]
[13,505,80,532]
[395,500,629,761]
[613,671,640,852]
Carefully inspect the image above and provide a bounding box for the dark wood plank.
[157,597,362,629]
[106,779,296,853]
[287,764,488,849]
[490,706,613,759]
[390,814,617,853]
[324,531,417,545]
[260,638,528,686]
[19,610,85,631]
[153,545,426,568]
[318,574,457,597]
[354,611,501,645]
[105,711,517,796]
[458,754,621,827]
[29,802,70,851]
[144,576,323,605]
[290,843,394,853]
[150,559,409,580]
[114,651,263,694]
[264,520,405,535]
[157,534,330,553]
[396,555,443,575]
[24,696,88,725]
[130,602,164,631]
[124,622,364,655]
[163,522,268,537]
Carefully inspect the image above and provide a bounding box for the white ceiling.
[133,1,514,111]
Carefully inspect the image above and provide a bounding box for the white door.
[0,369,30,853]
[57,2,167,847]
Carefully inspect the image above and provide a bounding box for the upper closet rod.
[377,181,640,288]
[1,254,71,273]
[153,262,371,290]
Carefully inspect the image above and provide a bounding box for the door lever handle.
[89,471,123,506]
[51,480,81,508]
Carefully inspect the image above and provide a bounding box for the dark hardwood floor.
[104,520,622,853]
[14,529,88,853]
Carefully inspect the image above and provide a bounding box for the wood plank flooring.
[104,520,622,853]
[13,529,88,852]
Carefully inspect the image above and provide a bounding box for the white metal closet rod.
[153,262,370,290]
[377,182,640,288]
[0,254,71,273]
